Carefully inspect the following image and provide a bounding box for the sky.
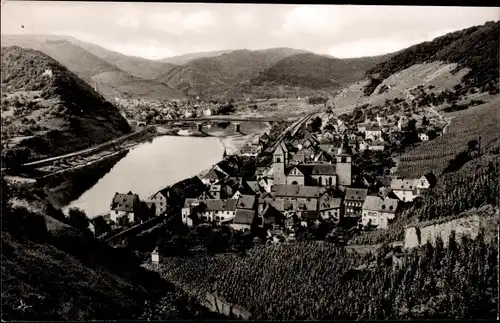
[1,2,499,60]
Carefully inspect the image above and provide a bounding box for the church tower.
[273,142,288,185]
[336,135,352,189]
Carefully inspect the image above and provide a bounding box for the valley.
[1,14,498,322]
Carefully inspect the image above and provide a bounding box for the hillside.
[91,72,184,101]
[70,38,178,79]
[155,235,497,320]
[0,35,184,101]
[332,21,499,114]
[0,36,122,84]
[1,180,225,321]
[1,46,131,165]
[363,21,499,96]
[228,53,390,99]
[156,48,309,99]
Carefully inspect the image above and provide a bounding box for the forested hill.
[1,46,131,165]
[251,53,389,89]
[363,21,499,95]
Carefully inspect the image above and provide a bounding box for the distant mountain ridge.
[0,34,183,101]
[156,48,314,98]
[160,49,236,65]
[3,22,497,103]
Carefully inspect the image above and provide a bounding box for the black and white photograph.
[1,1,499,321]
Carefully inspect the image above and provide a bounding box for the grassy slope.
[1,46,131,162]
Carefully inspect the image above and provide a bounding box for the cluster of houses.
[106,110,438,239]
[115,97,233,125]
[321,111,444,155]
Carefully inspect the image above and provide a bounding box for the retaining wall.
[404,211,492,249]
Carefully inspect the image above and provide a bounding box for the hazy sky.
[1,2,499,60]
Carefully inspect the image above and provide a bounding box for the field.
[157,242,371,320]
[155,236,497,320]
[394,96,499,178]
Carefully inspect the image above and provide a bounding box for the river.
[64,122,269,218]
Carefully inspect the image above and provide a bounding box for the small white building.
[369,143,385,151]
[365,127,383,141]
[203,108,213,116]
[357,123,369,133]
[418,133,429,141]
[151,247,162,264]
[184,109,194,118]
[391,178,419,202]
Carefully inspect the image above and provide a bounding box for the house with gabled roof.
[149,189,169,216]
[231,195,258,232]
[360,196,398,229]
[110,191,145,226]
[365,126,383,141]
[259,202,286,229]
[201,166,229,186]
[298,133,320,150]
[391,178,419,202]
[150,176,207,215]
[197,199,238,224]
[318,195,342,222]
[344,188,368,217]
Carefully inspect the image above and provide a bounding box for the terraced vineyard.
[155,237,498,320]
[394,97,499,178]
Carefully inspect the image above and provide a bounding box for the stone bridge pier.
[196,122,203,132]
[234,122,242,133]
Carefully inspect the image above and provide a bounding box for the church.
[271,138,352,190]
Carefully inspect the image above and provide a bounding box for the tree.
[92,216,111,238]
[206,229,230,254]
[67,207,91,233]
[422,115,429,126]
[309,117,323,133]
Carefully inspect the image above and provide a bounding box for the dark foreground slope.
[1,46,131,164]
[1,180,225,321]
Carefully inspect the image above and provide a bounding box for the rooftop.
[391,178,418,191]
[234,209,256,225]
[202,199,238,211]
[273,184,327,198]
[236,195,256,210]
[111,191,140,212]
[345,188,369,201]
[362,196,398,213]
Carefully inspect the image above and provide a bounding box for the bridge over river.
[156,115,288,132]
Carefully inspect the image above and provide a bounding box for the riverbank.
[39,150,129,208]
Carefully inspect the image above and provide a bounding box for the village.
[91,101,446,246]
[114,96,239,127]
